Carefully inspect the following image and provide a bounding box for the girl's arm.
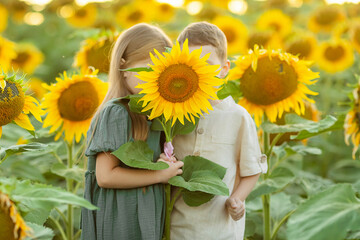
[95,152,183,189]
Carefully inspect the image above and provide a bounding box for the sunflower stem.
[262,117,271,240]
[52,152,63,164]
[66,141,74,240]
[0,155,8,165]
[164,183,172,240]
[55,207,68,226]
[49,216,68,240]
[270,209,296,240]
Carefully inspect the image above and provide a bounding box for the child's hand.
[159,153,177,163]
[157,159,183,184]
[225,197,245,221]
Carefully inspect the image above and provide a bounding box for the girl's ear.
[220,60,230,78]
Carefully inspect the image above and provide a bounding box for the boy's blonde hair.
[177,21,227,62]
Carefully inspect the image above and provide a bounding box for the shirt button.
[194,151,200,156]
[260,155,267,163]
[197,128,204,134]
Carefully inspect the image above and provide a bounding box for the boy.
[170,22,268,239]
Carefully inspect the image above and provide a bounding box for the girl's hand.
[159,153,177,163]
[225,197,245,221]
[157,159,183,184]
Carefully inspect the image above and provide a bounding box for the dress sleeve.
[238,111,268,177]
[85,103,129,157]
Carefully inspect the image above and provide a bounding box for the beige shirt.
[170,96,268,240]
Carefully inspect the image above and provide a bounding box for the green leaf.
[0,143,49,161]
[116,94,151,116]
[0,178,97,225]
[172,117,199,136]
[50,162,85,182]
[168,156,229,206]
[25,222,54,240]
[247,167,295,200]
[111,141,169,170]
[217,80,242,101]
[287,184,360,240]
[119,67,153,72]
[261,114,342,140]
[328,160,360,183]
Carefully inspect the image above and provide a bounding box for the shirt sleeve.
[238,110,268,177]
[85,103,129,157]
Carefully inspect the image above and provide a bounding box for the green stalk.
[49,216,67,240]
[262,117,271,240]
[66,141,74,240]
[164,184,172,240]
[270,209,296,240]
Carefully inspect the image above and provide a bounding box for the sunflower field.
[1,0,360,239]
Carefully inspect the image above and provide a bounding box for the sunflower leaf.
[217,80,242,102]
[168,156,229,206]
[286,184,360,240]
[0,143,49,162]
[50,162,85,182]
[111,141,169,170]
[119,67,153,72]
[25,222,54,240]
[172,117,199,137]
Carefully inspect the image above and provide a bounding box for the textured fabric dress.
[80,99,165,240]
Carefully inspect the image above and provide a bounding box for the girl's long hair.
[94,23,172,141]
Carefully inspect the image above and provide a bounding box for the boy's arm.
[230,173,260,202]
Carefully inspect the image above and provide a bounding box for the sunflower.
[74,32,119,74]
[26,77,48,100]
[0,73,43,138]
[8,0,29,23]
[285,34,317,60]
[0,191,32,240]
[247,31,282,51]
[115,1,152,29]
[65,4,97,28]
[229,45,319,126]
[316,39,354,73]
[345,86,360,159]
[11,43,44,74]
[153,2,175,23]
[136,39,223,125]
[42,69,108,143]
[0,36,17,72]
[308,5,346,33]
[350,23,360,53]
[0,4,8,32]
[212,15,248,55]
[256,9,292,37]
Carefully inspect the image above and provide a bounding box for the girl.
[81,23,183,240]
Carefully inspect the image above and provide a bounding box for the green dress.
[80,99,165,240]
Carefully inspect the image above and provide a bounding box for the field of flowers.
[1,0,360,239]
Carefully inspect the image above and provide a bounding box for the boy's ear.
[220,60,230,78]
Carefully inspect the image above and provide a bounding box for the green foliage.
[50,162,85,182]
[287,184,360,240]
[111,141,169,170]
[25,222,55,240]
[0,143,49,163]
[217,80,242,101]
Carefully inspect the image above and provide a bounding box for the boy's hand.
[159,153,177,163]
[225,197,245,221]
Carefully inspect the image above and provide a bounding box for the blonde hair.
[177,21,227,62]
[94,23,172,141]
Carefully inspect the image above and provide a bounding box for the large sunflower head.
[316,38,354,73]
[350,23,360,54]
[0,36,17,72]
[345,84,360,159]
[11,43,44,75]
[115,1,152,29]
[229,45,319,126]
[136,39,223,125]
[256,9,292,37]
[0,73,43,138]
[285,34,317,60]
[308,5,346,33]
[42,69,108,143]
[0,4,8,32]
[74,32,119,74]
[212,15,248,55]
[65,3,97,28]
[0,191,32,240]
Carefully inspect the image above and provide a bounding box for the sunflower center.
[248,33,270,49]
[222,27,236,43]
[287,39,312,58]
[0,205,18,240]
[12,52,30,66]
[269,23,281,31]
[160,4,171,13]
[0,81,25,126]
[324,45,345,62]
[86,39,112,73]
[76,9,87,18]
[128,10,142,22]
[57,81,99,121]
[315,8,338,26]
[240,56,298,105]
[158,64,199,103]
